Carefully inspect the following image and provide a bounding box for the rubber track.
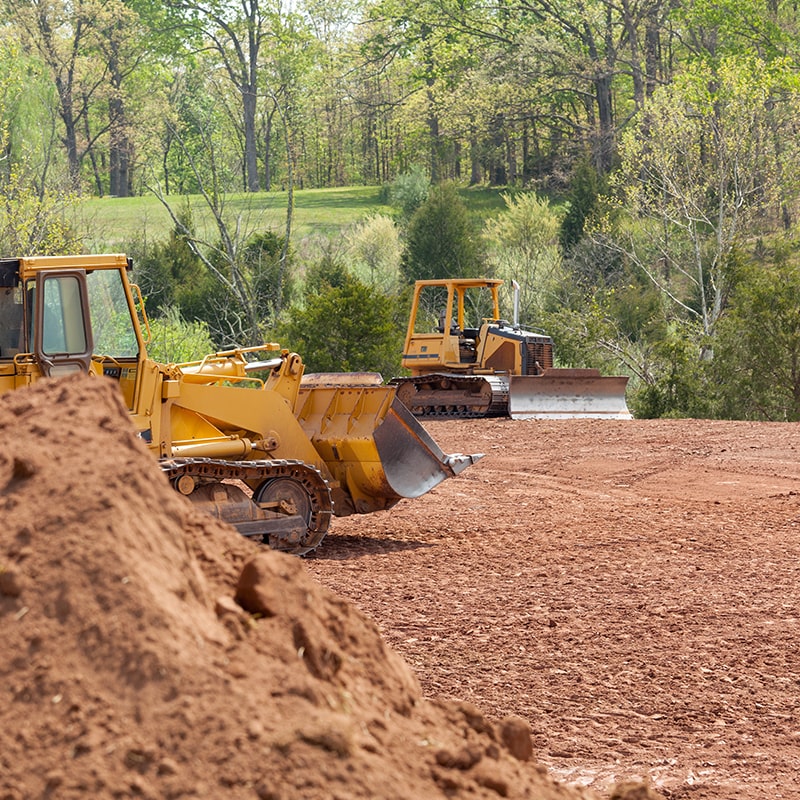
[160,457,333,555]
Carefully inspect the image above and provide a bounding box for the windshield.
[86,268,139,358]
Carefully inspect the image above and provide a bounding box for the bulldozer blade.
[508,369,632,420]
[374,397,484,498]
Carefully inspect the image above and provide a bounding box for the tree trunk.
[56,79,82,190]
[243,86,260,192]
[489,114,507,185]
[621,0,645,109]
[594,72,615,173]
[645,15,661,98]
[108,39,131,198]
[263,105,275,191]
[427,91,441,183]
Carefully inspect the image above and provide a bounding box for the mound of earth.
[0,375,657,800]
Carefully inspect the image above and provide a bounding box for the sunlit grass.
[74,185,508,250]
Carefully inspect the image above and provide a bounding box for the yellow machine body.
[0,255,481,553]
[393,277,631,419]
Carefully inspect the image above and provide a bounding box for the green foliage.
[626,322,711,419]
[401,182,486,283]
[710,255,800,420]
[133,199,296,348]
[146,306,215,364]
[562,236,627,294]
[559,160,601,252]
[671,0,788,63]
[483,190,563,324]
[383,165,430,218]
[276,261,403,376]
[239,230,294,319]
[0,166,82,255]
[540,287,653,377]
[610,54,800,337]
[346,214,402,293]
[161,62,226,196]
[130,204,211,318]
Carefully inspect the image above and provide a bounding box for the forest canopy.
[4,0,800,419]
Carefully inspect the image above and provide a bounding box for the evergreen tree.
[559,160,600,251]
[401,183,485,283]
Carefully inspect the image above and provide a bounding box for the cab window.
[85,268,139,358]
[41,275,88,356]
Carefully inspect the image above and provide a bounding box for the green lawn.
[75,185,509,251]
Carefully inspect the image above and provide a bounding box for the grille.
[523,340,553,374]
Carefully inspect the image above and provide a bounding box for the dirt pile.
[0,375,654,799]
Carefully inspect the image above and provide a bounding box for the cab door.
[33,269,93,377]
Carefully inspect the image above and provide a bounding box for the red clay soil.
[0,376,658,800]
[305,416,800,800]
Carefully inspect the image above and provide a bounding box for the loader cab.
[0,255,146,411]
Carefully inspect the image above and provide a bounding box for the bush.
[276,262,404,377]
[146,306,215,364]
[347,214,402,292]
[483,191,563,324]
[386,165,430,218]
[401,183,486,283]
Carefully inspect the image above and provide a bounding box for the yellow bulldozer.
[391,277,632,419]
[0,254,481,554]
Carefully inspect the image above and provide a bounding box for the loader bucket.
[374,397,482,497]
[508,369,632,420]
[295,381,483,515]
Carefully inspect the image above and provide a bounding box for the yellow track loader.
[391,278,631,420]
[0,254,481,554]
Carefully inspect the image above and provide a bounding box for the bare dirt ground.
[305,416,800,800]
[4,377,640,800]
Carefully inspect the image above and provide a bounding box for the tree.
[8,0,104,189]
[149,114,294,346]
[346,213,403,292]
[0,165,83,254]
[92,0,147,197]
[711,256,800,421]
[163,0,265,192]
[385,165,429,218]
[160,0,313,194]
[276,262,403,375]
[0,38,81,254]
[559,159,601,251]
[130,202,208,316]
[483,190,563,325]
[401,182,485,282]
[608,55,800,339]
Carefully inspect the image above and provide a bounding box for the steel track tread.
[391,374,509,418]
[160,457,333,555]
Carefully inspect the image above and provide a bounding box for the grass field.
[75,185,509,251]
